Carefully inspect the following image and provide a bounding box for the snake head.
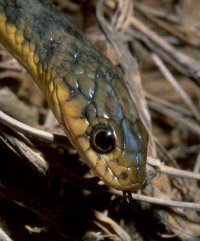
[84,71,149,190]
[52,60,149,191]
[46,40,149,191]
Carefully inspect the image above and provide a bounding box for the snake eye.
[90,124,115,154]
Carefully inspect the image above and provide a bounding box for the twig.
[151,53,200,121]
[194,152,200,173]
[94,211,131,241]
[147,97,200,135]
[0,228,13,241]
[0,63,23,71]
[127,16,200,85]
[145,92,192,116]
[147,156,200,181]
[0,128,49,175]
[154,141,195,193]
[169,145,200,158]
[0,110,69,146]
[0,58,24,71]
[110,0,132,31]
[179,0,192,25]
[111,189,200,210]
[130,3,179,23]
[135,2,199,47]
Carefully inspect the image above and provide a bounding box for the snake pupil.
[91,125,115,153]
[96,130,113,151]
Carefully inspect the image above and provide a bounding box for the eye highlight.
[90,124,115,154]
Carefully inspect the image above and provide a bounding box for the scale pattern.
[0,0,148,190]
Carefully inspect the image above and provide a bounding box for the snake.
[0,0,148,191]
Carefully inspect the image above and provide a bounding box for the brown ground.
[0,0,199,241]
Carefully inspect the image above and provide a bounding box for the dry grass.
[0,0,199,240]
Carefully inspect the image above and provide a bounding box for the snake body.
[0,0,148,191]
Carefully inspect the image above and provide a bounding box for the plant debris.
[0,0,199,240]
